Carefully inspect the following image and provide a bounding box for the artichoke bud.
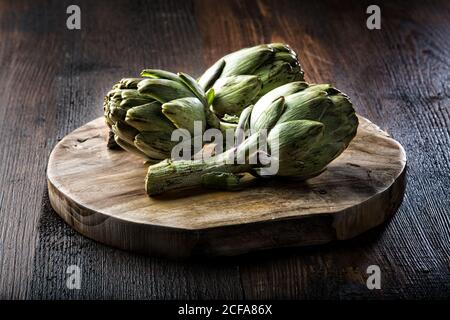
[198,43,303,92]
[211,75,262,116]
[137,78,195,103]
[161,97,206,135]
[125,101,176,133]
[270,84,357,179]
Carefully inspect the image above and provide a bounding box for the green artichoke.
[199,43,304,116]
[104,71,211,162]
[145,81,358,195]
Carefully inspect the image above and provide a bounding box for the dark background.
[0,0,448,299]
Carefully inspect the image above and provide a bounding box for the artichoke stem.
[145,148,251,196]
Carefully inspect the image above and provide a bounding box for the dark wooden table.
[0,0,448,299]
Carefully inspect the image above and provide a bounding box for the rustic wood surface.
[47,115,406,258]
[0,0,448,299]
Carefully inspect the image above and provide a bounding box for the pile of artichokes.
[103,43,358,196]
[104,43,303,162]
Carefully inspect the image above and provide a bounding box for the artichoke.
[104,43,304,161]
[145,82,359,195]
[104,71,212,162]
[198,43,304,116]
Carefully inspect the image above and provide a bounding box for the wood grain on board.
[47,115,406,257]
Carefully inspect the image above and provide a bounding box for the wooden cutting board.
[47,115,406,258]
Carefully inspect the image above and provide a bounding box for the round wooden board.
[47,115,406,258]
